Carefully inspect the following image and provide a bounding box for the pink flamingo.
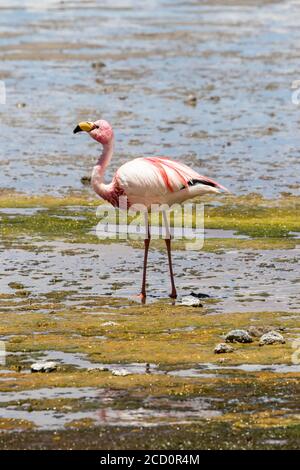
[74,119,228,301]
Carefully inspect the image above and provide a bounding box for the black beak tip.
[73,125,81,134]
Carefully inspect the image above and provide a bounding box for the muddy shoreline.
[1,422,299,450]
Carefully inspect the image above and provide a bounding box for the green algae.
[202,194,300,237]
[0,191,97,209]
[1,301,299,369]
[0,418,35,432]
[0,421,299,450]
[0,298,299,448]
[0,193,299,249]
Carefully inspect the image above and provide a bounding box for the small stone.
[248,326,286,338]
[180,296,203,307]
[92,61,106,69]
[214,343,234,354]
[87,366,109,372]
[248,325,273,338]
[17,290,31,297]
[190,292,210,299]
[184,94,197,106]
[111,368,130,377]
[16,102,26,108]
[209,95,220,103]
[225,329,253,344]
[8,282,25,290]
[102,321,118,327]
[259,331,285,346]
[80,175,91,186]
[31,361,57,373]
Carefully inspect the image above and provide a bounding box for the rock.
[102,321,118,327]
[111,368,130,377]
[87,366,109,372]
[259,331,285,346]
[92,61,106,69]
[190,292,210,299]
[248,326,286,338]
[209,95,220,103]
[225,329,253,344]
[31,361,57,373]
[8,282,25,290]
[184,94,197,106]
[180,296,203,307]
[214,343,234,354]
[248,325,273,338]
[80,175,91,186]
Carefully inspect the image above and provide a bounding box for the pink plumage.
[74,118,228,300]
[82,119,227,209]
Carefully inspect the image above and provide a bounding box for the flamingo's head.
[73,119,113,145]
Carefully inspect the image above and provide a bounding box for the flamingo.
[73,119,228,301]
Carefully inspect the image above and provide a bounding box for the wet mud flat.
[0,297,300,449]
[0,192,299,313]
[0,194,299,449]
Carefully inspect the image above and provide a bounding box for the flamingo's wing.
[117,156,227,199]
[145,157,228,192]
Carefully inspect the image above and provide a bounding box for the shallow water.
[0,0,300,196]
[8,349,159,374]
[0,395,221,430]
[0,240,299,313]
[169,362,300,377]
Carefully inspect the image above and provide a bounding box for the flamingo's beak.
[73,121,95,134]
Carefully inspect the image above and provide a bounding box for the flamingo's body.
[74,119,228,300]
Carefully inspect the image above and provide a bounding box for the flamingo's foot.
[139,292,146,304]
[169,291,177,299]
[133,292,147,304]
[130,292,146,304]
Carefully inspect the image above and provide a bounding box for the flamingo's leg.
[140,213,151,302]
[163,211,177,299]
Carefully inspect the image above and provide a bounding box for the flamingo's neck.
[91,139,114,201]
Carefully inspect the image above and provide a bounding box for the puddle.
[0,208,42,216]
[1,240,299,314]
[204,229,249,239]
[0,392,221,430]
[263,439,288,446]
[90,226,250,240]
[10,350,158,374]
[0,387,101,404]
[169,362,300,377]
[290,232,300,239]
